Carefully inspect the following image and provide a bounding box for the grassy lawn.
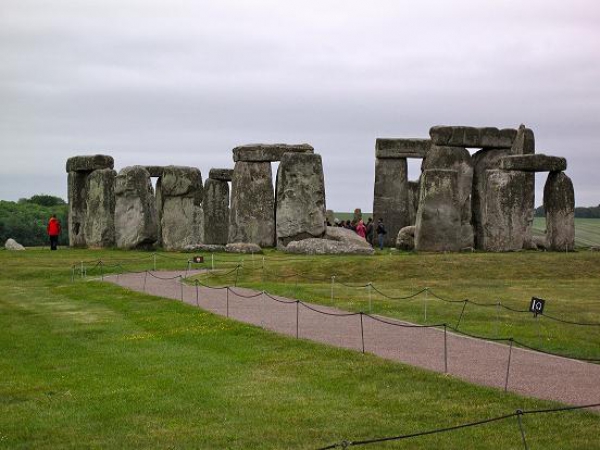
[1,248,599,449]
[532,217,600,248]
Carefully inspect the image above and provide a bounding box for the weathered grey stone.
[5,238,25,250]
[326,210,335,225]
[396,226,415,251]
[67,171,88,247]
[66,155,114,173]
[225,243,263,254]
[373,158,408,247]
[84,169,116,248]
[209,168,234,181]
[422,146,474,248]
[471,148,533,250]
[284,227,374,255]
[407,180,420,226]
[157,166,204,251]
[510,124,535,155]
[276,153,326,247]
[229,161,275,247]
[233,143,314,162]
[544,172,575,251]
[203,178,229,245]
[500,154,567,172]
[429,126,534,149]
[532,235,548,251]
[375,138,430,159]
[478,169,529,251]
[144,166,165,177]
[183,244,226,252]
[114,166,159,249]
[414,169,462,252]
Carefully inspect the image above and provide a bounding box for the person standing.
[355,219,366,239]
[376,218,387,250]
[365,217,374,245]
[47,214,61,250]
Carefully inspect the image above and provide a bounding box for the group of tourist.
[327,216,387,250]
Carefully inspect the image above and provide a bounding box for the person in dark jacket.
[376,218,386,250]
[47,214,61,250]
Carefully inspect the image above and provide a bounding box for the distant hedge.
[535,205,600,218]
[0,196,68,247]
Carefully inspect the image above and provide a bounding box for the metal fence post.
[444,324,448,374]
[424,287,428,323]
[153,253,157,271]
[180,277,184,301]
[195,280,199,306]
[515,410,529,450]
[296,300,300,339]
[226,288,229,318]
[504,338,514,393]
[368,282,373,313]
[330,275,335,303]
[360,312,365,354]
[143,271,148,292]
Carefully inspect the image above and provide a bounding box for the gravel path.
[106,270,600,408]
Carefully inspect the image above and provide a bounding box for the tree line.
[0,195,69,247]
[535,205,600,218]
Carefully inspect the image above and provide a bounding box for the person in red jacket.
[47,214,61,250]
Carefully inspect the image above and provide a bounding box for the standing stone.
[353,208,362,223]
[544,172,575,251]
[479,169,529,251]
[157,166,204,251]
[275,152,326,247]
[67,171,88,247]
[414,169,461,252]
[407,180,420,226]
[373,158,408,247]
[203,178,230,245]
[84,169,116,248]
[510,124,536,248]
[422,145,474,248]
[229,161,275,247]
[114,166,159,249]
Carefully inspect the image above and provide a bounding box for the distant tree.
[20,194,67,207]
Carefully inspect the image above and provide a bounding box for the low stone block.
[375,139,430,159]
[500,154,567,172]
[225,243,263,254]
[209,168,234,181]
[66,155,114,173]
[5,238,25,250]
[233,143,314,162]
[396,226,415,251]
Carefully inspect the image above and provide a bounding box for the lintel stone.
[209,168,234,181]
[145,166,166,177]
[375,138,430,159]
[429,126,533,149]
[66,155,114,173]
[500,154,567,172]
[232,143,314,162]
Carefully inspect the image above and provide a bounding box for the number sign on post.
[529,297,545,316]
[192,256,204,264]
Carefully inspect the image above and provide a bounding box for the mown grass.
[532,217,600,248]
[195,250,600,361]
[1,248,599,449]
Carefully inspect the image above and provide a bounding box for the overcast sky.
[1,0,599,210]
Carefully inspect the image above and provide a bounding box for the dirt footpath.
[106,270,600,408]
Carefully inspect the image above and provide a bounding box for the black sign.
[192,256,204,264]
[529,297,545,316]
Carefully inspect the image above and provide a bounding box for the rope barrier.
[316,403,600,449]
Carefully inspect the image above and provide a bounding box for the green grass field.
[1,249,599,449]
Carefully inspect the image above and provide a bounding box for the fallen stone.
[544,172,575,251]
[225,243,263,254]
[396,226,415,251]
[66,155,114,173]
[500,154,567,172]
[375,138,430,159]
[114,166,159,249]
[373,157,409,247]
[325,210,335,225]
[5,238,25,250]
[229,161,275,247]
[283,226,374,255]
[203,178,229,245]
[233,143,314,162]
[84,168,116,248]
[157,166,204,251]
[209,168,234,181]
[414,169,462,252]
[183,244,226,252]
[531,235,547,251]
[276,153,326,247]
[429,126,534,149]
